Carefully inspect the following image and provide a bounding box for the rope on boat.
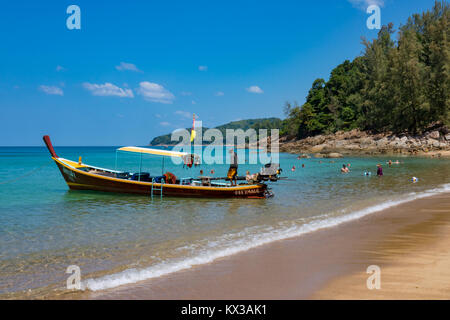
[0,162,50,185]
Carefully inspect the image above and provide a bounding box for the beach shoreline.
[67,190,450,300]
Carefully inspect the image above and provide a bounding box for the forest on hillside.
[282,1,449,139]
[150,118,282,145]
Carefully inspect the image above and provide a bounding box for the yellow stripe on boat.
[117,146,189,158]
[59,158,87,168]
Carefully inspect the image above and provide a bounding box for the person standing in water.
[227,149,238,186]
[377,164,383,176]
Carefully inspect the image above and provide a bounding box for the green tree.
[282,1,449,138]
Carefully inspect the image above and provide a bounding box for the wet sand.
[77,192,450,300]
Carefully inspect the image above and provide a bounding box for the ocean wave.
[82,183,450,291]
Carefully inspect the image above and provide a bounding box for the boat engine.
[258,163,281,182]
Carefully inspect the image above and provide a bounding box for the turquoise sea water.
[0,146,449,297]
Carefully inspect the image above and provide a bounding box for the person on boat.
[183,154,194,168]
[376,164,383,176]
[341,164,349,173]
[227,149,238,186]
[245,170,258,184]
[163,172,177,184]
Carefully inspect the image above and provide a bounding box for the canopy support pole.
[139,152,142,181]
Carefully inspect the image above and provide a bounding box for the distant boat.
[43,136,277,199]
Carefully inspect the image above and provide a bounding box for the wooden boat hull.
[53,157,268,199]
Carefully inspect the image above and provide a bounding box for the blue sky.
[0,0,438,146]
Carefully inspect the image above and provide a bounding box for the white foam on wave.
[82,183,450,291]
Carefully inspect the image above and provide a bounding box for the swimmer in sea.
[292,165,296,172]
[341,164,349,173]
[376,164,383,176]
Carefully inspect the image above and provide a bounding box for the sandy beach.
[314,192,450,299]
[73,191,450,300]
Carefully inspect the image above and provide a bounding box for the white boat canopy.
[117,146,191,158]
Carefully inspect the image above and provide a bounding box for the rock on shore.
[279,128,450,157]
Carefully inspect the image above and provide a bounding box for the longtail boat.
[43,135,278,199]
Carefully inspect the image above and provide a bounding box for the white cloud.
[115,62,142,72]
[348,0,384,9]
[215,91,224,96]
[198,65,208,71]
[39,85,63,96]
[56,65,66,72]
[83,82,134,98]
[137,81,175,104]
[246,85,264,94]
[175,110,192,119]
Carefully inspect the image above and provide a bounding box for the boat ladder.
[151,178,164,200]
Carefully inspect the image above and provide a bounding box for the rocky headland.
[279,127,450,158]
